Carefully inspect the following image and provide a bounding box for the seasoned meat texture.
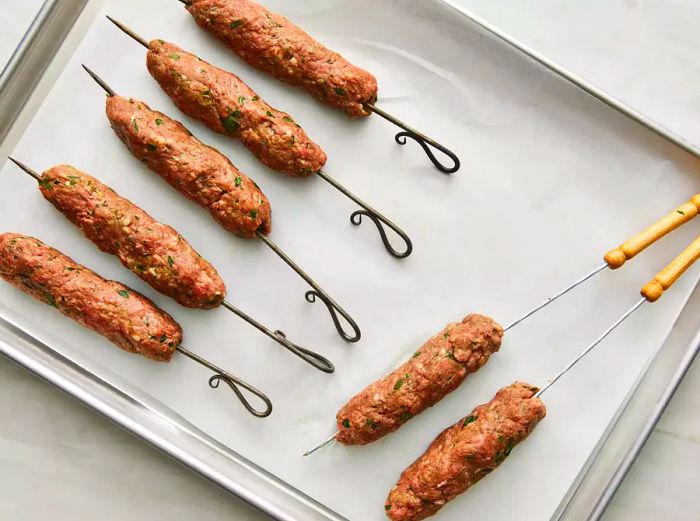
[38,165,226,309]
[336,314,503,445]
[0,233,181,362]
[146,39,327,177]
[385,382,546,521]
[106,95,271,238]
[186,0,378,118]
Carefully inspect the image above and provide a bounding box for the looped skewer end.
[273,330,335,373]
[305,290,361,342]
[394,131,461,174]
[365,103,461,174]
[208,373,273,418]
[316,170,413,259]
[350,210,413,259]
[176,345,272,418]
[256,231,361,342]
[220,300,335,373]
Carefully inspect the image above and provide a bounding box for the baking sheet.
[1,1,699,520]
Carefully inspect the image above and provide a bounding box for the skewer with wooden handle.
[305,234,700,455]
[536,233,700,396]
[504,194,700,331]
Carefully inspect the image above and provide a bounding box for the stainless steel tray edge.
[0,0,88,145]
[0,311,347,521]
[554,278,700,521]
[439,0,700,161]
[1,1,699,520]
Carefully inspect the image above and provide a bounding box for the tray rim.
[0,1,698,520]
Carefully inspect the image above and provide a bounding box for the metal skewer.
[176,345,272,417]
[173,1,460,174]
[106,16,414,260]
[8,157,335,374]
[504,193,700,332]
[364,103,460,174]
[303,232,700,455]
[82,65,360,343]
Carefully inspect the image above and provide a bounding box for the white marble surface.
[0,1,697,520]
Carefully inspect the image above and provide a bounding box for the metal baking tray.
[1,1,698,520]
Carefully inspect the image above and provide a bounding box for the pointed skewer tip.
[303,432,337,457]
[81,64,116,97]
[7,157,41,181]
[105,15,149,49]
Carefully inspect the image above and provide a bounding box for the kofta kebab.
[8,159,333,373]
[0,233,272,417]
[304,197,700,519]
[306,194,700,454]
[107,16,413,260]
[82,66,359,343]
[382,231,700,521]
[178,0,460,174]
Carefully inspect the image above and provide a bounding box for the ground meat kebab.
[185,0,379,118]
[337,314,503,445]
[0,233,181,362]
[385,382,546,521]
[36,164,226,309]
[106,95,271,238]
[146,39,327,176]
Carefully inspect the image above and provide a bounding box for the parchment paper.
[0,1,699,519]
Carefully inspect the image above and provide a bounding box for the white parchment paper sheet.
[1,1,699,520]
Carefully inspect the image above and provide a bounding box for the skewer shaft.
[257,231,361,342]
[535,297,646,398]
[303,432,338,457]
[221,300,335,373]
[8,157,40,180]
[316,169,413,259]
[176,344,273,417]
[107,15,149,49]
[504,263,608,332]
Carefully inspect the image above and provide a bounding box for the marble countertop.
[0,1,697,520]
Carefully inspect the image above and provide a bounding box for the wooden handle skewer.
[605,195,700,269]
[504,194,700,331]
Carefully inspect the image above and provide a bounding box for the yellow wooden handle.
[642,235,700,302]
[604,194,700,269]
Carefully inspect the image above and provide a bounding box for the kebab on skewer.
[107,16,413,259]
[0,232,272,417]
[7,158,333,373]
[82,65,361,342]
[180,0,460,174]
[384,233,700,520]
[304,193,700,453]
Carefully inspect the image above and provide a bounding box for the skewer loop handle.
[604,195,700,269]
[642,235,700,302]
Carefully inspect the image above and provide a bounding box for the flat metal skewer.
[8,157,335,374]
[106,16,414,260]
